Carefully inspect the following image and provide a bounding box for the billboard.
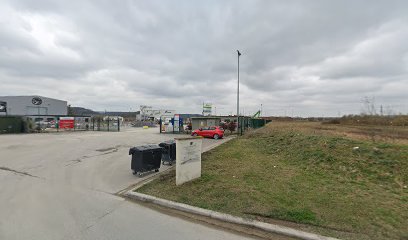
[0,101,6,112]
[142,108,176,119]
[202,103,212,116]
[59,117,74,129]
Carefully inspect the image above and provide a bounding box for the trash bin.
[159,140,176,165]
[129,145,162,176]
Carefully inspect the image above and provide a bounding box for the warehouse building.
[0,95,67,121]
[190,116,222,130]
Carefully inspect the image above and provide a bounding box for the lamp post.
[237,50,241,134]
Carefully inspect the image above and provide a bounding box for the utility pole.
[237,50,241,133]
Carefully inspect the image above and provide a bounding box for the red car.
[192,126,224,139]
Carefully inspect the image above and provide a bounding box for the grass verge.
[137,122,408,240]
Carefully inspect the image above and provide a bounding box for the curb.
[123,135,338,240]
[124,191,339,240]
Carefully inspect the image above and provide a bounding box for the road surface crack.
[95,147,118,152]
[0,166,41,178]
[96,144,131,153]
[82,202,125,232]
[65,148,120,166]
[65,159,82,166]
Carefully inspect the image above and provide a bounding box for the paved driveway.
[0,128,250,240]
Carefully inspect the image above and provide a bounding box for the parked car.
[191,126,224,139]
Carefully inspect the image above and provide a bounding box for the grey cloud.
[1,0,407,116]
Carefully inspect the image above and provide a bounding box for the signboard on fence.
[59,117,74,129]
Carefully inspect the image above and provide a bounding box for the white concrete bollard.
[175,137,203,185]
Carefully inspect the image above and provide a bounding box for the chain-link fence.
[90,118,120,131]
[238,117,271,135]
[1,116,122,133]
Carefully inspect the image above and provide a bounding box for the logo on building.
[0,101,6,112]
[32,97,43,105]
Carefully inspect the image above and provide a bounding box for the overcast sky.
[1,0,407,116]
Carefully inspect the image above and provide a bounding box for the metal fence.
[90,118,120,132]
[238,117,271,135]
[0,116,122,133]
[57,117,120,132]
[159,117,184,134]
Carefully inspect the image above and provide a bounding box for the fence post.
[117,118,120,132]
[107,119,110,132]
[239,117,245,136]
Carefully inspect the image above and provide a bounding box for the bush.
[219,122,227,130]
[227,121,237,133]
[322,119,340,124]
[326,115,408,126]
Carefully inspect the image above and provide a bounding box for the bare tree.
[361,96,377,115]
[385,105,394,116]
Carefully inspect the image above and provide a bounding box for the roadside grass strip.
[137,122,408,240]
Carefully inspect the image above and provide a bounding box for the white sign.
[175,137,202,185]
[59,117,75,120]
[142,107,176,120]
[202,103,212,116]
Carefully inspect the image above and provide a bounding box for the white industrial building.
[0,95,67,117]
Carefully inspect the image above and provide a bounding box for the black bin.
[129,145,162,176]
[159,140,176,165]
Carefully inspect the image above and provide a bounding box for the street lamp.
[237,50,241,134]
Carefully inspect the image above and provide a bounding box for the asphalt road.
[0,127,252,240]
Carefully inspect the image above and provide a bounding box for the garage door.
[208,119,216,126]
[26,106,48,115]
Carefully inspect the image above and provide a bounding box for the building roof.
[191,116,222,119]
[0,95,67,102]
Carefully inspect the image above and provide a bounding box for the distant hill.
[70,107,98,116]
[70,107,139,118]
[103,111,140,118]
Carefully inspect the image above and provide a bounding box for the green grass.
[137,122,408,240]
